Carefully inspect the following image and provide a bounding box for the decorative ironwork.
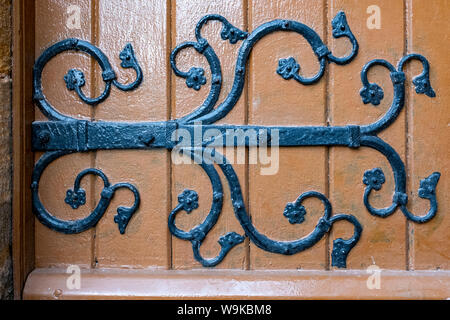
[32,151,140,235]
[31,12,440,269]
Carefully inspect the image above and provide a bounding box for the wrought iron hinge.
[31,12,440,268]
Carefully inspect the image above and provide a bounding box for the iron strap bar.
[31,12,441,269]
[33,122,362,151]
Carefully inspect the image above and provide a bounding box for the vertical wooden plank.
[34,0,94,268]
[328,0,406,269]
[248,0,327,270]
[408,0,449,270]
[171,0,248,269]
[94,0,170,268]
[35,0,93,120]
[13,0,35,298]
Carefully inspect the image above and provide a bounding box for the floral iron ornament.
[31,12,440,268]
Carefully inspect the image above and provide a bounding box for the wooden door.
[14,0,449,299]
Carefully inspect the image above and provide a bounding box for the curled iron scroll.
[32,151,140,234]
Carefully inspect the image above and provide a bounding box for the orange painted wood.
[407,0,449,270]
[328,0,407,269]
[93,0,170,269]
[34,0,94,268]
[23,268,450,300]
[21,0,449,299]
[171,0,248,269]
[248,0,327,270]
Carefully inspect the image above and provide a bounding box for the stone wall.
[0,0,12,300]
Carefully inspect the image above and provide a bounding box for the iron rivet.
[38,130,50,145]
